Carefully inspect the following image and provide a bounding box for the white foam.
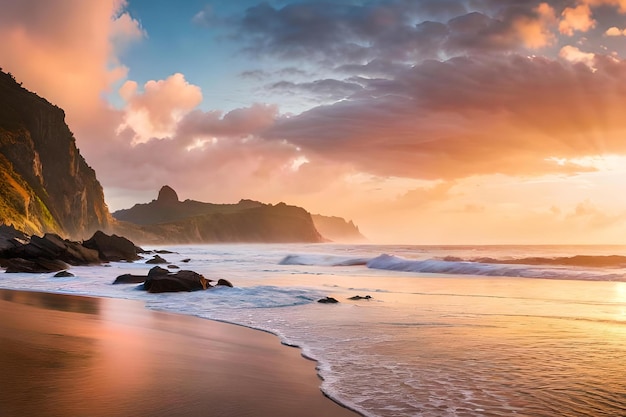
[366,254,626,281]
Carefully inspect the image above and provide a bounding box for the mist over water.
[1,244,626,416]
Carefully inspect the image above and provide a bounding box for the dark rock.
[181,258,191,263]
[0,225,30,252]
[318,297,339,304]
[146,255,167,264]
[2,233,100,267]
[157,185,179,205]
[348,295,372,300]
[143,270,210,293]
[83,231,143,262]
[54,270,74,277]
[155,249,175,254]
[167,264,179,269]
[112,273,147,284]
[216,278,233,287]
[147,266,170,277]
[4,257,68,273]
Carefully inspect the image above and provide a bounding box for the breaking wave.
[366,254,626,281]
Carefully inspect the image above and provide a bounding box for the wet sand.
[0,289,358,417]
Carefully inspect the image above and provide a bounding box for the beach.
[1,244,625,416]
[0,289,359,417]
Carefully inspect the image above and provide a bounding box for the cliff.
[113,186,324,244]
[311,214,367,243]
[0,70,111,238]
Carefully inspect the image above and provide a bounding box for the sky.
[1,0,626,244]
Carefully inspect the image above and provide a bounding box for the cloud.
[559,45,597,69]
[0,0,142,127]
[264,53,626,181]
[268,79,363,101]
[226,0,563,65]
[118,73,203,143]
[605,26,626,36]
[559,4,596,35]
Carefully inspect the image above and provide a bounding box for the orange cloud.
[559,4,595,35]
[118,74,203,143]
[0,0,143,128]
[513,3,557,49]
[605,26,626,36]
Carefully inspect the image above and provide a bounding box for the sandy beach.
[0,289,358,417]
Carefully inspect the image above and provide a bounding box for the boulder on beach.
[112,273,147,284]
[348,295,372,300]
[0,225,30,252]
[146,255,168,264]
[3,257,69,273]
[318,297,339,304]
[83,231,144,262]
[54,270,75,277]
[216,278,233,287]
[143,270,211,293]
[0,233,100,272]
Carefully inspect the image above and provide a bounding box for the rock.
[83,231,143,262]
[156,185,179,205]
[147,266,170,277]
[216,278,233,287]
[0,225,30,252]
[155,249,175,254]
[112,273,147,284]
[54,270,74,277]
[143,270,211,293]
[348,295,372,300]
[4,257,69,273]
[167,264,179,269]
[318,297,339,304]
[146,255,168,264]
[2,233,100,267]
[181,258,191,263]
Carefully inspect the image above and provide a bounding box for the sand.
[0,289,359,417]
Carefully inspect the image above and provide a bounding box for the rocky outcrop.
[113,266,219,293]
[113,187,324,244]
[311,214,367,243]
[0,231,144,273]
[0,70,112,239]
[82,230,143,262]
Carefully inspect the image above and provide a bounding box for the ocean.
[1,244,626,417]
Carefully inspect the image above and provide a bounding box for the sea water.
[1,244,626,416]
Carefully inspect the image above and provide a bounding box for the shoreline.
[0,288,360,417]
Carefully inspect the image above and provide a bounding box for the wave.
[366,254,626,281]
[279,254,370,267]
[441,255,626,268]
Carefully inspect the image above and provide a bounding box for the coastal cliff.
[311,214,367,243]
[0,70,111,238]
[113,186,324,244]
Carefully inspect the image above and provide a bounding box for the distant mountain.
[311,214,367,243]
[0,70,111,238]
[113,186,324,244]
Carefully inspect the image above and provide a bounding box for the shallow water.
[1,244,626,416]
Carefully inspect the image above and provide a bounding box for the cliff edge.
[0,70,111,238]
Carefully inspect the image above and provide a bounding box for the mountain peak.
[157,185,179,204]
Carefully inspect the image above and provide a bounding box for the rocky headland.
[113,185,363,244]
